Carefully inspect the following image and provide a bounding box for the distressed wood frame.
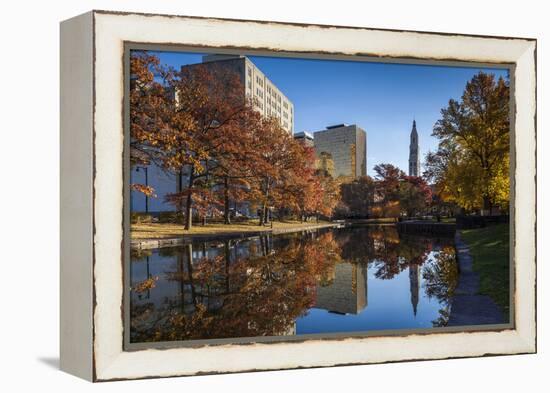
[60,10,537,382]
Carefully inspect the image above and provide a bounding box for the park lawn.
[131,219,332,239]
[460,223,510,316]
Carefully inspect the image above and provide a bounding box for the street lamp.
[136,166,149,213]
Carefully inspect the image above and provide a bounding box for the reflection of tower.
[409,264,420,316]
[314,263,368,314]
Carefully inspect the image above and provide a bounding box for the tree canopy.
[424,71,510,212]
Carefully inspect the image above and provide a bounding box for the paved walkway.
[447,232,505,326]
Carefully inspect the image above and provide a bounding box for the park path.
[447,232,505,326]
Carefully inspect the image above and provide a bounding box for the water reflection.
[130,225,457,343]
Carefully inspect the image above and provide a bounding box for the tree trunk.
[259,180,270,226]
[224,176,231,225]
[259,202,266,226]
[177,168,184,223]
[184,167,194,231]
[482,195,491,216]
[263,205,270,225]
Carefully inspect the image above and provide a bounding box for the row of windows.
[256,75,264,87]
[246,65,292,129]
[247,65,292,109]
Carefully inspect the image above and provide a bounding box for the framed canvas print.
[60,10,537,381]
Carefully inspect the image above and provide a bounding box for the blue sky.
[146,50,509,176]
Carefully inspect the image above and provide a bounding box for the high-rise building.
[408,120,420,177]
[313,124,367,180]
[192,54,295,134]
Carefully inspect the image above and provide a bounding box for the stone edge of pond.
[130,222,341,250]
[447,231,504,327]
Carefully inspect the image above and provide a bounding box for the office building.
[313,124,367,179]
[193,54,295,134]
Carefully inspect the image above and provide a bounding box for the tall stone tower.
[408,120,420,177]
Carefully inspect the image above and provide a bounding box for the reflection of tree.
[130,232,340,342]
[422,246,459,327]
[341,226,433,280]
[130,226,461,341]
[338,226,457,323]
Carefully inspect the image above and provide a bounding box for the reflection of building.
[408,120,420,177]
[293,131,314,147]
[313,124,367,179]
[315,262,368,314]
[195,54,294,134]
[409,264,420,316]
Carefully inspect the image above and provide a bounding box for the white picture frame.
[60,10,536,381]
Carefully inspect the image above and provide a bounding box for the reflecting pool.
[129,225,458,343]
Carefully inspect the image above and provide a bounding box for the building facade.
[313,124,367,180]
[199,54,294,134]
[293,131,314,147]
[408,120,420,177]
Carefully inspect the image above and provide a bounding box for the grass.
[460,223,510,315]
[131,219,333,239]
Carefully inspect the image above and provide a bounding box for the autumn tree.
[130,51,343,229]
[208,109,265,224]
[160,62,253,229]
[339,176,375,218]
[425,71,510,213]
[314,170,341,219]
[245,118,309,225]
[398,176,432,217]
[373,163,406,218]
[129,51,174,200]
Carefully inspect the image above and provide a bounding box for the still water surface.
[130,225,457,343]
